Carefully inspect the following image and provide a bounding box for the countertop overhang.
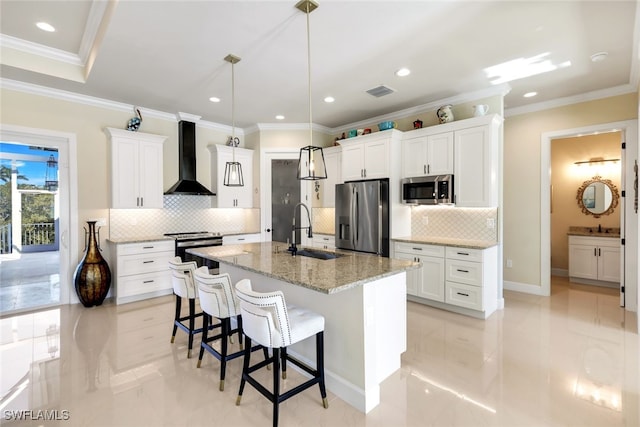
[187,242,419,294]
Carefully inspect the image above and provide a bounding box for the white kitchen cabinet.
[454,124,498,207]
[320,147,341,207]
[111,239,175,305]
[311,234,335,250]
[394,241,498,318]
[209,144,253,208]
[394,242,445,302]
[341,134,395,181]
[569,235,620,283]
[106,128,166,209]
[402,131,454,178]
[223,233,261,245]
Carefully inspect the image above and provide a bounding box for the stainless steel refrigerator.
[335,179,390,257]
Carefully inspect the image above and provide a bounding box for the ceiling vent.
[366,85,396,98]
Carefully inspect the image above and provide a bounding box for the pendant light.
[223,53,244,187]
[296,0,327,181]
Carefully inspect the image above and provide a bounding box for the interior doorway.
[541,120,638,313]
[260,149,309,245]
[0,125,77,315]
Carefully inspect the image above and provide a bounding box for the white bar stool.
[234,279,328,427]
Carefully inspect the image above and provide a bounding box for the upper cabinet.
[313,146,341,208]
[106,128,167,209]
[402,131,454,177]
[401,114,501,207]
[454,122,499,207]
[209,144,254,208]
[340,130,401,182]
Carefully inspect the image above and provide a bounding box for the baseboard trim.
[503,280,549,296]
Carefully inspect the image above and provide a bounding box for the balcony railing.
[0,222,56,254]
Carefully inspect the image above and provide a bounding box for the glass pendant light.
[223,53,244,187]
[296,0,327,181]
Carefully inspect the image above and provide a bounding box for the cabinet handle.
[143,260,154,264]
[457,269,469,273]
[140,197,144,207]
[412,247,423,251]
[457,252,470,256]
[598,248,601,256]
[427,164,430,174]
[456,292,469,297]
[238,238,245,241]
[364,168,367,177]
[424,165,427,174]
[142,246,154,249]
[594,248,597,256]
[143,280,154,284]
[137,197,140,207]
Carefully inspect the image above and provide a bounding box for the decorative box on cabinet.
[401,131,453,178]
[569,235,620,284]
[340,130,401,181]
[105,128,167,208]
[208,144,254,208]
[222,233,261,245]
[112,240,175,304]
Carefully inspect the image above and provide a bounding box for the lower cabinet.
[112,240,175,305]
[394,241,498,318]
[222,233,261,245]
[568,235,620,284]
[311,234,335,250]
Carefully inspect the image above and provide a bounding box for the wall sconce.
[574,157,620,165]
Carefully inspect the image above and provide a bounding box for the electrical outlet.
[506,259,513,268]
[422,216,429,225]
[486,218,495,229]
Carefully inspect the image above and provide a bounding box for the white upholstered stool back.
[194,267,240,319]
[168,256,198,299]
[234,279,324,349]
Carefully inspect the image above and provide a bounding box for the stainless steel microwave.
[401,175,454,205]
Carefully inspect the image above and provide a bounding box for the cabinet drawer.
[446,259,482,286]
[445,281,483,310]
[117,251,175,275]
[118,240,174,256]
[445,246,483,262]
[223,233,261,245]
[395,242,445,257]
[117,272,172,298]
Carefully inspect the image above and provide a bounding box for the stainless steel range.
[164,231,222,271]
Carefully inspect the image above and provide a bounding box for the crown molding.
[255,122,332,133]
[0,34,83,66]
[331,84,512,133]
[78,0,111,64]
[504,84,636,117]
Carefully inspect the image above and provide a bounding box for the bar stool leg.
[187,298,196,358]
[281,347,287,379]
[196,313,209,368]
[171,295,181,343]
[317,331,328,408]
[236,336,252,405]
[219,318,229,391]
[272,347,281,427]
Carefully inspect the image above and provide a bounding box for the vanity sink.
[295,249,344,260]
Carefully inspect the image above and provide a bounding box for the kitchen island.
[188,242,418,413]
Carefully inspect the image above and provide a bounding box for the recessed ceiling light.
[395,68,411,77]
[275,115,285,120]
[36,22,55,32]
[524,92,537,98]
[324,96,335,103]
[209,97,221,103]
[590,52,608,62]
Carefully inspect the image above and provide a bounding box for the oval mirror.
[576,175,619,218]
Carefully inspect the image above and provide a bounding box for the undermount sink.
[295,249,343,260]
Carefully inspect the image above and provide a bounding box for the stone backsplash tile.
[312,208,335,235]
[109,195,260,238]
[410,206,497,241]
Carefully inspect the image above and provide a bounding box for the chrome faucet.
[288,202,312,256]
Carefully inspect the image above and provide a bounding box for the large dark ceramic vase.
[73,221,111,307]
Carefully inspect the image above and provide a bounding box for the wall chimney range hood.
[164,116,215,196]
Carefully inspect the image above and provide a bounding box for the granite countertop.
[393,236,498,250]
[567,226,621,238]
[107,235,174,244]
[187,242,419,295]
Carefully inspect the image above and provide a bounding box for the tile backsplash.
[312,208,335,235]
[410,206,498,241]
[109,195,260,238]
